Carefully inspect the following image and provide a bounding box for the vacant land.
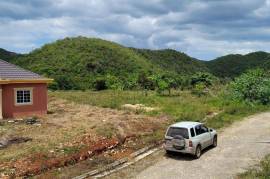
[0,96,168,178]
[0,89,269,178]
[52,89,270,129]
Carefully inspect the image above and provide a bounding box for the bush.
[191,72,217,87]
[105,74,124,90]
[94,78,107,91]
[53,75,80,90]
[230,69,270,104]
[192,82,207,97]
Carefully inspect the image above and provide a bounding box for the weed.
[238,154,270,179]
[95,125,118,139]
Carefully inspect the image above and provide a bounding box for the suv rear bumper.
[164,144,195,155]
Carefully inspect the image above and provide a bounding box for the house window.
[15,88,33,105]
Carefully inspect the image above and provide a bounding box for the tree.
[137,72,155,96]
[191,72,217,87]
[189,72,218,96]
[230,69,270,104]
[105,74,124,90]
[153,73,177,95]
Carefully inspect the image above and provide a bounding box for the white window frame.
[14,88,33,106]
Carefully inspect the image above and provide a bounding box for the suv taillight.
[189,140,193,147]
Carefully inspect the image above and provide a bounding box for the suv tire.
[195,145,201,159]
[212,136,217,147]
[166,150,174,155]
[172,135,185,150]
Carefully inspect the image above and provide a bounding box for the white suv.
[164,121,217,158]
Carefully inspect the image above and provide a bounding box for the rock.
[0,136,32,149]
[25,118,39,125]
[0,137,9,148]
[122,104,157,112]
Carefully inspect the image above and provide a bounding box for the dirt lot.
[0,96,169,178]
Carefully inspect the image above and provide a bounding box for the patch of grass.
[206,102,269,129]
[51,90,219,121]
[95,125,118,139]
[238,155,270,179]
[141,128,167,145]
[62,146,81,155]
[51,89,270,130]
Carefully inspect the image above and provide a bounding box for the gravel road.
[106,112,270,179]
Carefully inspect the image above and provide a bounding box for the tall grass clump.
[238,154,270,179]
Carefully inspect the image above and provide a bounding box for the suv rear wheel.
[195,145,201,159]
[166,150,174,155]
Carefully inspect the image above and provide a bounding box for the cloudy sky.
[0,0,270,60]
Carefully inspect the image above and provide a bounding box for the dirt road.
[106,112,270,179]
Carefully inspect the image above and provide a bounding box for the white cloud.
[0,0,270,60]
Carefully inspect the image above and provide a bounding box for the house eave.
[0,78,54,84]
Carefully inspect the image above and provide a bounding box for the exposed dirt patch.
[8,138,119,177]
[0,96,169,178]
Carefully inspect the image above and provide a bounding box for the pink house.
[0,59,53,119]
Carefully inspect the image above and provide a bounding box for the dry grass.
[0,96,168,176]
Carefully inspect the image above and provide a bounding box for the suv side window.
[201,125,208,134]
[190,128,195,137]
[195,125,201,135]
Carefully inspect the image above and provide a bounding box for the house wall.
[2,83,48,118]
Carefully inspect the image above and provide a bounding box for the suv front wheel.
[212,136,217,147]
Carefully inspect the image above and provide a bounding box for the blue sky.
[0,0,270,60]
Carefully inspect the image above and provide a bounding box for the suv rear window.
[166,127,189,139]
[190,128,195,137]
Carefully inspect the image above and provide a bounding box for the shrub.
[53,75,79,90]
[192,82,207,97]
[94,78,107,91]
[230,69,270,104]
[191,72,217,87]
[105,74,124,90]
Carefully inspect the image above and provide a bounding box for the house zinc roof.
[0,59,44,80]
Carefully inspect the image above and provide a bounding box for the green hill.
[10,37,161,90]
[1,37,270,90]
[205,51,270,78]
[132,48,208,75]
[1,37,209,90]
[0,48,19,61]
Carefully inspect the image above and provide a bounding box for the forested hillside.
[0,37,269,90]
[0,48,19,61]
[205,51,270,78]
[132,48,208,75]
[9,37,161,90]
[2,37,207,90]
